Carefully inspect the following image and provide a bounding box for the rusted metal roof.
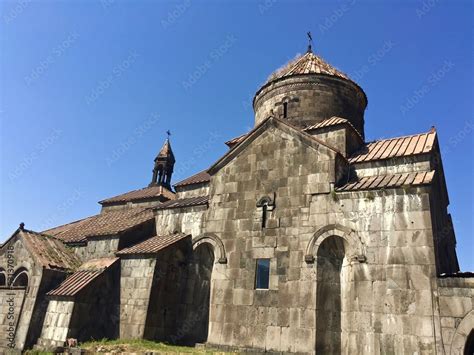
[349,128,436,163]
[47,257,118,297]
[303,116,363,140]
[44,208,155,243]
[303,116,349,130]
[174,170,211,188]
[336,171,435,192]
[155,196,209,210]
[99,185,175,204]
[19,229,81,270]
[267,51,350,84]
[117,234,190,255]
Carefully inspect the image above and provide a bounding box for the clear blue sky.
[1,1,472,270]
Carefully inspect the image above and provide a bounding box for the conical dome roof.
[266,49,350,84]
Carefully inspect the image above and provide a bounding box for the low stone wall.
[437,277,474,355]
[36,299,74,349]
[0,288,26,350]
[120,257,157,339]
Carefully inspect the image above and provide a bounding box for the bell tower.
[149,135,175,189]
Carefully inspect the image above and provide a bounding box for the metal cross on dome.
[307,31,313,52]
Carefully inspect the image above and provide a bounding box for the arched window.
[11,268,28,288]
[0,268,6,287]
[256,195,275,230]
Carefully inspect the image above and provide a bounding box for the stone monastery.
[1,43,473,354]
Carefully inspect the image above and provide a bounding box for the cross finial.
[166,130,171,138]
[307,31,313,53]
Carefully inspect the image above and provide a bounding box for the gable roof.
[99,185,175,205]
[174,170,211,188]
[336,170,435,192]
[209,115,345,175]
[117,233,190,256]
[349,128,436,163]
[43,208,155,244]
[47,257,119,297]
[155,195,209,210]
[1,228,81,271]
[303,116,364,141]
[224,116,363,150]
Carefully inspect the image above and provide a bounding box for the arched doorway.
[190,243,215,344]
[315,236,345,354]
[465,329,474,355]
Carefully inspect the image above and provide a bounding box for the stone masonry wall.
[204,126,338,353]
[175,184,210,199]
[0,288,26,350]
[353,156,431,178]
[80,237,120,260]
[318,188,440,354]
[155,206,206,237]
[254,76,366,137]
[120,257,157,339]
[36,300,75,349]
[437,277,474,355]
[0,236,43,351]
[202,124,442,354]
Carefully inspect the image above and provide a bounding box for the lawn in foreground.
[25,339,237,354]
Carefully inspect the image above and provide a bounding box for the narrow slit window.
[255,259,270,289]
[261,202,268,229]
[283,102,288,118]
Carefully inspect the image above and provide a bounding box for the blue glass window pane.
[256,259,270,289]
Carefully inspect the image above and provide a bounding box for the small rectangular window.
[255,259,270,289]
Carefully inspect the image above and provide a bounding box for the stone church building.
[1,45,473,354]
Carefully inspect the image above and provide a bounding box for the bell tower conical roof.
[149,137,175,189]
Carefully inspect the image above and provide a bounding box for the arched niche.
[304,224,366,264]
[192,233,227,264]
[0,268,6,287]
[11,267,29,288]
[450,310,474,355]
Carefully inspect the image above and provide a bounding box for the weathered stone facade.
[0,46,472,354]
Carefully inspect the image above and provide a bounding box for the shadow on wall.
[143,241,215,346]
[315,236,345,354]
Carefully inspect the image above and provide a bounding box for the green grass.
[80,338,236,354]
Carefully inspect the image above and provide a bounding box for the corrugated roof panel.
[117,234,190,255]
[413,134,428,155]
[349,129,437,163]
[174,170,211,187]
[335,171,435,192]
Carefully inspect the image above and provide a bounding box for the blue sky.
[1,1,472,270]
